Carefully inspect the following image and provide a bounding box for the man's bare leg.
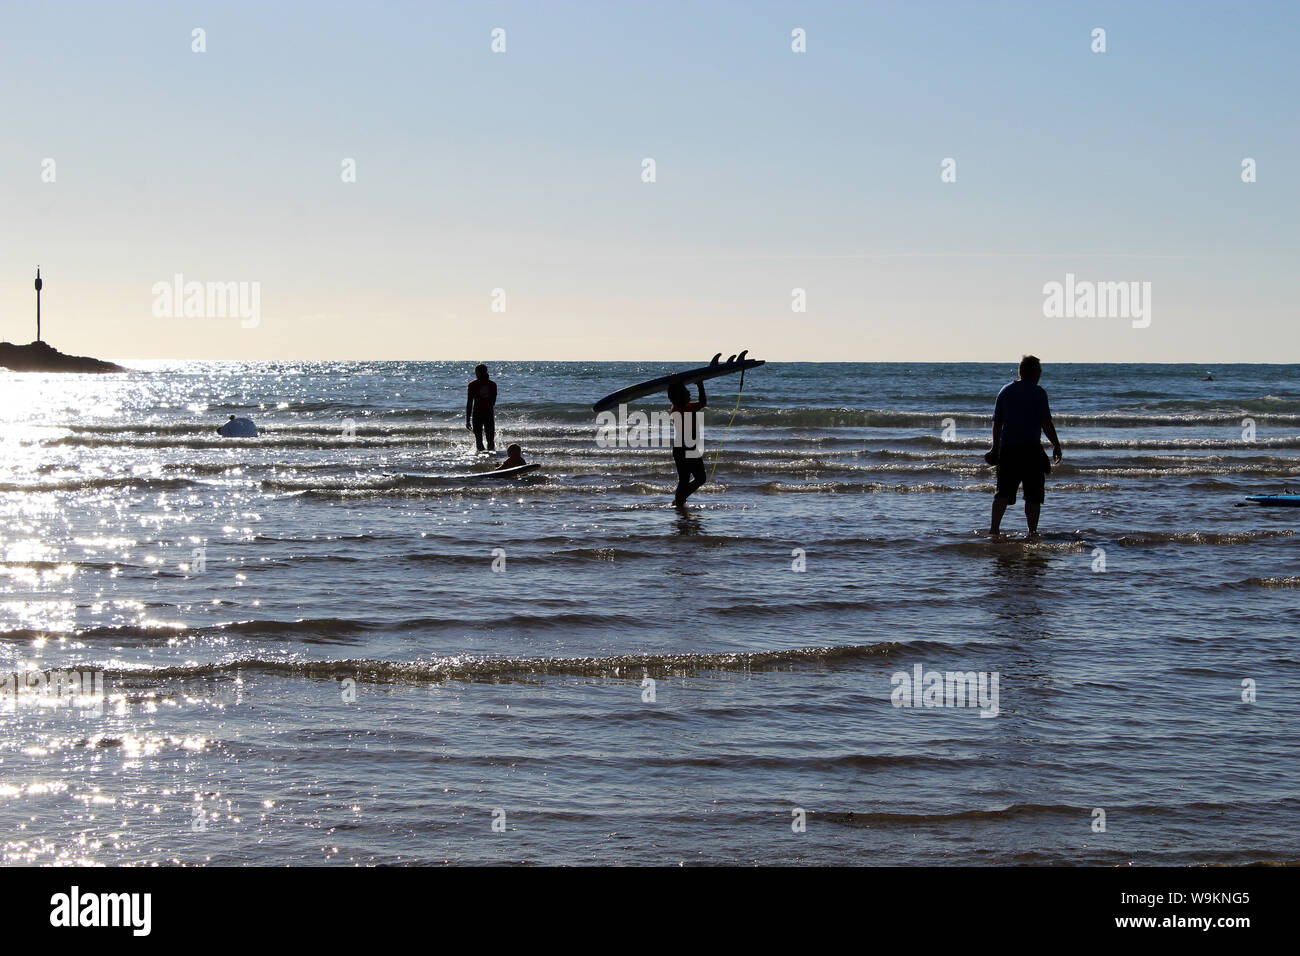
[1025,501,1041,535]
[991,498,1010,535]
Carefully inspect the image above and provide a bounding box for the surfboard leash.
[709,367,745,482]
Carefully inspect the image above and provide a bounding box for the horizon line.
[99,357,1290,367]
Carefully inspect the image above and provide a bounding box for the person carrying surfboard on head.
[987,355,1063,537]
[466,364,498,452]
[667,379,707,506]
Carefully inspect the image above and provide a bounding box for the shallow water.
[1,361,1296,864]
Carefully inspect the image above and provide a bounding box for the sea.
[1,360,1297,865]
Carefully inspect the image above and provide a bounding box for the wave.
[732,408,1300,429]
[251,532,407,545]
[45,435,454,451]
[0,476,197,493]
[1137,396,1300,415]
[1058,463,1300,478]
[7,457,1296,499]
[933,527,1295,555]
[1,467,1276,506]
[0,610,653,644]
[817,798,1300,826]
[271,476,1147,499]
[894,435,1300,450]
[97,642,902,684]
[1238,575,1300,588]
[821,803,1084,825]
[72,421,459,437]
[284,481,579,500]
[872,448,1299,464]
[0,559,124,573]
[757,480,983,495]
[37,402,1300,433]
[262,475,402,493]
[1115,529,1294,546]
[938,538,1093,555]
[754,480,1123,495]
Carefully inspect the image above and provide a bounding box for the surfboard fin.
[737,350,748,362]
[709,353,721,366]
[726,354,736,364]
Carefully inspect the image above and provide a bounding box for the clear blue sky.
[1,0,1296,361]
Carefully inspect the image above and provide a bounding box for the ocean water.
[1,360,1297,866]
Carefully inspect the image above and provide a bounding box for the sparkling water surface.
[1,361,1296,864]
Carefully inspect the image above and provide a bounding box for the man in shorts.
[988,355,1063,536]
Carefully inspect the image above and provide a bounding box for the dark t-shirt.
[994,380,1050,448]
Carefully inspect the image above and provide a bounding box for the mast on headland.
[35,267,43,343]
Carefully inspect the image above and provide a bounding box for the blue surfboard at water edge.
[1244,495,1300,507]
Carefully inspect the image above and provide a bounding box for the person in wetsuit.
[495,443,526,470]
[667,379,707,507]
[466,364,498,452]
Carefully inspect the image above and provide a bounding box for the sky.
[1,0,1296,362]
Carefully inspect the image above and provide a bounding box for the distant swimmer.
[667,378,707,507]
[495,443,527,470]
[217,415,258,438]
[987,355,1062,537]
[1203,372,1215,381]
[466,363,498,452]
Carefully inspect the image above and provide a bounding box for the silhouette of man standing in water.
[466,363,498,452]
[988,355,1063,536]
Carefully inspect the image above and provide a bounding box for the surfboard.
[388,463,542,482]
[1243,494,1300,507]
[592,352,764,412]
[470,463,541,480]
